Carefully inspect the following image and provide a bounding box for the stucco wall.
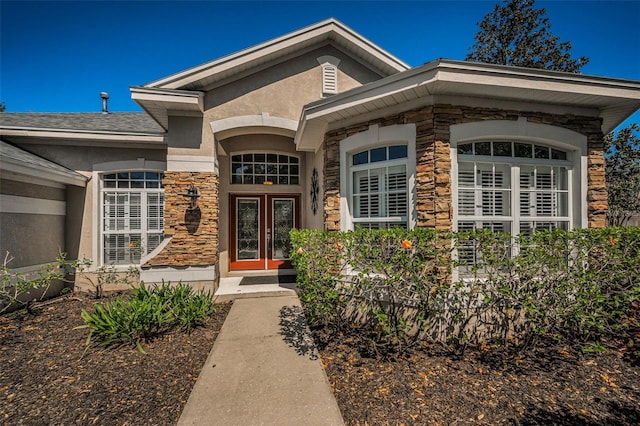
[0,179,66,268]
[303,148,325,230]
[9,141,166,266]
[163,46,384,163]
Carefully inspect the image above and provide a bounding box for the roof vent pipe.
[100,92,109,114]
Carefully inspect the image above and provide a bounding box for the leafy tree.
[0,102,5,112]
[466,0,589,73]
[605,124,640,226]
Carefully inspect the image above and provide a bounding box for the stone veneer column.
[322,105,606,231]
[143,171,219,267]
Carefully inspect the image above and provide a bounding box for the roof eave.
[144,18,410,91]
[0,152,88,187]
[130,87,205,130]
[296,60,640,151]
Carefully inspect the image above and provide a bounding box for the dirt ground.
[315,330,640,425]
[0,293,231,426]
[2,293,639,425]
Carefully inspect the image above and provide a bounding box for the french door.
[229,194,300,270]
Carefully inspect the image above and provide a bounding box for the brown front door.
[229,194,300,270]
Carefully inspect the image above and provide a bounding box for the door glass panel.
[237,199,260,260]
[272,199,294,260]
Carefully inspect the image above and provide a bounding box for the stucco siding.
[0,213,65,268]
[8,142,166,267]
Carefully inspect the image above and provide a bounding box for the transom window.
[101,171,164,265]
[456,142,571,237]
[231,153,300,185]
[458,141,567,160]
[350,145,408,229]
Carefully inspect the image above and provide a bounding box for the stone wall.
[323,104,606,231]
[143,171,219,268]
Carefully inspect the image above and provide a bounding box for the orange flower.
[336,242,343,251]
[129,242,135,248]
[401,239,412,250]
[297,247,304,254]
[609,236,617,246]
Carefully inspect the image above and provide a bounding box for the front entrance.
[229,194,300,270]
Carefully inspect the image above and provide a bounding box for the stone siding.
[143,171,219,268]
[323,105,606,231]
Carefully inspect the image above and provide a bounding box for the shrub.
[1,252,68,314]
[80,282,215,352]
[291,227,640,356]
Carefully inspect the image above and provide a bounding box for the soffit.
[295,59,640,151]
[0,140,88,187]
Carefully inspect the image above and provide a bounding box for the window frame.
[450,119,588,278]
[100,170,165,266]
[339,124,417,231]
[229,151,301,186]
[456,143,574,236]
[92,160,167,270]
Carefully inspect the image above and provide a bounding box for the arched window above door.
[230,152,300,185]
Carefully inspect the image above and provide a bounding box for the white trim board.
[0,194,66,216]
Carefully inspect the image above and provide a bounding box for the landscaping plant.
[291,227,640,358]
[80,281,215,353]
[0,251,68,314]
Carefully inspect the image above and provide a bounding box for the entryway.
[229,194,300,270]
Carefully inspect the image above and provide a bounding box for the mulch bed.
[315,330,640,425]
[4,293,639,425]
[0,293,231,425]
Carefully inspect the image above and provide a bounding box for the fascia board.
[0,127,165,144]
[435,68,640,101]
[296,59,640,151]
[130,87,204,111]
[145,19,409,90]
[1,157,87,187]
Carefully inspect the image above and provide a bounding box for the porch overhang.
[295,59,640,152]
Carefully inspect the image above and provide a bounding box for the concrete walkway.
[177,294,344,426]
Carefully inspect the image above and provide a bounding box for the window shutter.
[387,171,407,216]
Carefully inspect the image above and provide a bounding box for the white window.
[101,171,164,265]
[456,141,571,236]
[339,124,417,231]
[350,145,409,229]
[230,152,299,185]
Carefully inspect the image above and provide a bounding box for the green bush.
[1,252,68,314]
[80,282,215,352]
[291,227,640,355]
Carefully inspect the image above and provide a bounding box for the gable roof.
[0,139,87,186]
[295,59,640,151]
[131,19,410,130]
[143,18,410,91]
[0,112,164,134]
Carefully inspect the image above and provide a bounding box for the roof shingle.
[0,112,164,134]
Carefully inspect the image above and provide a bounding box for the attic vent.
[317,55,341,97]
[322,64,338,95]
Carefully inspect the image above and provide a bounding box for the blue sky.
[1,1,639,130]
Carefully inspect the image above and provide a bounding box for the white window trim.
[450,119,587,282]
[450,118,588,233]
[339,124,416,231]
[91,159,166,270]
